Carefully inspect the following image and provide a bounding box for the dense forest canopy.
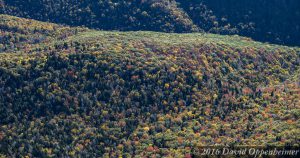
[1,0,299,46]
[0,0,300,157]
[0,14,299,157]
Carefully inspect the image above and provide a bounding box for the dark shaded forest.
[1,0,299,46]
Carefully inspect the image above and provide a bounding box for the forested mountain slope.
[1,0,299,46]
[192,0,300,46]
[0,15,300,157]
[0,0,198,32]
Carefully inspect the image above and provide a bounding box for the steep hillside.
[1,0,300,46]
[195,0,300,46]
[0,15,300,157]
[0,0,198,33]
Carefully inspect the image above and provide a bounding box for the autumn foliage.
[0,15,299,157]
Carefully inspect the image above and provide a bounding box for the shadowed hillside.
[0,0,198,32]
[1,0,299,46]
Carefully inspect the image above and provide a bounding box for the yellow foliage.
[162,100,168,105]
[169,67,176,72]
[164,83,170,89]
[213,94,218,99]
[187,111,194,117]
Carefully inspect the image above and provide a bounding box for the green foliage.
[1,0,300,46]
[1,0,198,33]
[0,15,300,157]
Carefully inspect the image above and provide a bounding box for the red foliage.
[184,153,192,158]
